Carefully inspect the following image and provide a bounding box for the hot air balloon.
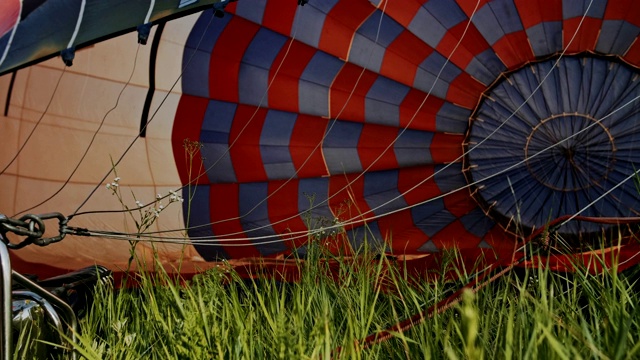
[1,0,640,280]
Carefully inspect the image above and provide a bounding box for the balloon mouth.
[464,53,640,239]
[524,114,616,192]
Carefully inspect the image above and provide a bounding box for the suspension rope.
[0,67,67,177]
[62,0,640,252]
[69,10,219,217]
[13,45,142,217]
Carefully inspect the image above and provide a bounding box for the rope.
[14,45,142,216]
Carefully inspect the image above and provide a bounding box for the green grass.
[60,244,640,359]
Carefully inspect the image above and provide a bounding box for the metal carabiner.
[32,213,68,246]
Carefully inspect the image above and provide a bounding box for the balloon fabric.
[1,0,640,279]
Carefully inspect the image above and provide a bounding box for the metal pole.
[0,241,12,360]
[12,271,78,360]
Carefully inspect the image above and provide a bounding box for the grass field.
[49,243,640,360]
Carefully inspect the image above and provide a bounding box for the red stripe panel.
[443,189,476,218]
[377,210,430,254]
[329,174,373,227]
[262,0,298,36]
[397,166,442,205]
[172,95,208,185]
[399,89,444,132]
[225,1,238,13]
[430,133,464,163]
[430,220,480,250]
[357,123,400,171]
[329,63,378,121]
[268,42,317,113]
[384,0,424,27]
[228,105,268,183]
[267,180,309,251]
[623,41,640,67]
[380,30,433,87]
[446,72,485,108]
[318,0,376,60]
[605,0,640,27]
[0,0,19,38]
[209,17,260,103]
[563,17,602,53]
[456,0,491,18]
[482,224,517,252]
[514,0,562,29]
[435,21,490,70]
[289,114,329,178]
[210,183,262,258]
[491,30,535,69]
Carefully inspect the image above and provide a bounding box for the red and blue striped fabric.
[171,0,640,264]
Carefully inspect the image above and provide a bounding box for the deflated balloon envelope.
[1,0,640,276]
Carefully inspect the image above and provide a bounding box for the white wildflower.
[124,333,136,346]
[112,319,127,333]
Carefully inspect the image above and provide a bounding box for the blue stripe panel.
[349,32,385,73]
[412,203,454,237]
[347,222,385,251]
[182,13,232,98]
[299,51,343,117]
[308,0,341,14]
[233,0,267,25]
[420,211,457,239]
[260,110,297,180]
[473,0,524,45]
[526,21,563,56]
[0,36,8,61]
[239,28,287,106]
[323,121,363,174]
[417,240,439,252]
[465,49,507,86]
[596,20,640,55]
[186,186,229,260]
[488,0,524,34]
[363,170,408,216]
[394,129,433,167]
[460,208,494,238]
[200,100,237,183]
[414,51,460,98]
[365,77,410,126]
[472,4,504,45]
[562,0,607,19]
[349,10,404,73]
[292,0,338,48]
[424,0,467,30]
[357,10,404,47]
[436,102,472,134]
[239,182,286,255]
[298,177,334,226]
[434,164,467,193]
[408,6,447,48]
